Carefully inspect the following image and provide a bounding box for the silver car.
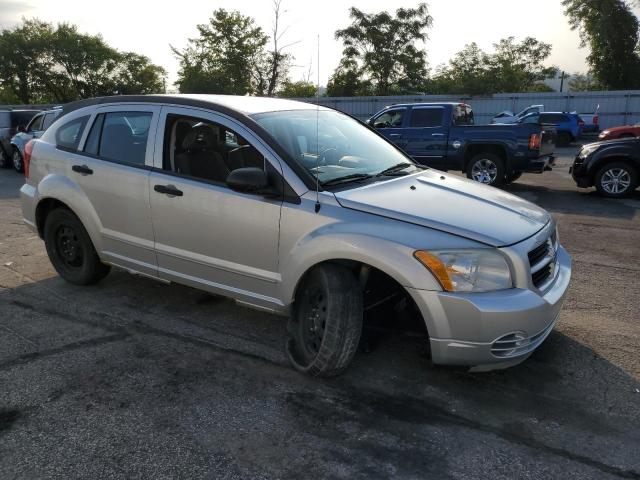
[10,108,62,172]
[20,95,571,376]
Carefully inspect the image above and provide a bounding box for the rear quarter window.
[55,115,90,151]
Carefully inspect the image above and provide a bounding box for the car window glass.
[28,115,44,132]
[453,105,473,125]
[373,109,405,128]
[163,114,266,184]
[42,113,57,130]
[55,115,89,151]
[410,108,443,127]
[12,111,38,128]
[96,112,152,165]
[0,112,9,128]
[522,114,539,124]
[84,114,105,156]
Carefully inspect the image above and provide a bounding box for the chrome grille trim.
[528,230,558,289]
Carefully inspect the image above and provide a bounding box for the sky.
[0,0,603,89]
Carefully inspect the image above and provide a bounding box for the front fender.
[588,144,638,173]
[35,173,104,253]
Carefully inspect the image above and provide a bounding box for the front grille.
[528,231,557,289]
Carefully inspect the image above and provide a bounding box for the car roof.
[385,102,467,108]
[61,94,326,117]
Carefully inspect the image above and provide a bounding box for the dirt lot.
[1,146,639,479]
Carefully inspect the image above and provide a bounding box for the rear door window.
[27,114,44,132]
[84,111,152,166]
[409,108,444,127]
[55,116,90,151]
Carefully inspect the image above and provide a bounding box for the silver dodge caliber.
[20,94,571,376]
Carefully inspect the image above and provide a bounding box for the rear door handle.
[431,133,445,137]
[72,164,93,175]
[154,184,183,197]
[388,133,402,138]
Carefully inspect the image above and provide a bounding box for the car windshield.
[252,109,417,185]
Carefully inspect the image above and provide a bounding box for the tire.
[286,263,363,377]
[466,153,505,187]
[44,208,111,285]
[557,132,572,147]
[505,170,523,184]
[594,161,638,198]
[0,148,10,169]
[12,148,23,173]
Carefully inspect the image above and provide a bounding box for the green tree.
[563,0,640,89]
[568,72,601,91]
[0,19,166,103]
[329,3,432,96]
[277,80,317,97]
[430,37,557,94]
[174,9,268,95]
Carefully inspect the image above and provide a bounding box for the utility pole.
[559,71,565,92]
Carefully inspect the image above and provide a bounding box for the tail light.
[594,115,599,126]
[529,133,541,150]
[23,139,35,178]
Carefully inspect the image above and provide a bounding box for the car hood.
[603,125,639,133]
[333,170,551,247]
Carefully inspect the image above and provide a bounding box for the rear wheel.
[466,153,505,187]
[44,208,110,285]
[286,264,363,377]
[0,148,10,168]
[12,148,23,173]
[594,162,638,198]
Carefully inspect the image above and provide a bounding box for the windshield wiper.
[376,162,414,176]
[320,173,373,187]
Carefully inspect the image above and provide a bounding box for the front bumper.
[407,246,571,371]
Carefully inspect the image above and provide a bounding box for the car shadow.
[1,271,639,477]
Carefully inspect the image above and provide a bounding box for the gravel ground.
[0,145,639,479]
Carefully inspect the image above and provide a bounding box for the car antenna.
[314,34,321,213]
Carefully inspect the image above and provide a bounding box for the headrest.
[182,125,216,150]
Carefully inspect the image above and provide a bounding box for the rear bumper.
[407,247,571,371]
[522,155,555,173]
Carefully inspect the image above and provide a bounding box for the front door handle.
[72,164,93,175]
[388,133,402,138]
[154,184,183,197]
[431,133,445,137]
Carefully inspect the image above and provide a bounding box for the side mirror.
[17,125,25,133]
[226,167,274,195]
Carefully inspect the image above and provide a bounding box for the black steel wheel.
[44,208,110,285]
[286,263,363,377]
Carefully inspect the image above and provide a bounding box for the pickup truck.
[368,102,556,186]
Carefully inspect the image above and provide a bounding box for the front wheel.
[286,264,363,377]
[594,162,638,198]
[466,153,505,187]
[12,148,23,173]
[44,208,111,285]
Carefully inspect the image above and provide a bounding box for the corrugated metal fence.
[5,90,640,129]
[295,90,640,129]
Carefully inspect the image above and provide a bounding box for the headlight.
[579,144,599,158]
[599,131,609,138]
[414,249,512,292]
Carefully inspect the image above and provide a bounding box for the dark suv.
[0,109,41,169]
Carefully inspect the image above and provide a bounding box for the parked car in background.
[0,109,41,169]
[519,111,583,147]
[598,124,640,141]
[10,108,62,172]
[20,94,571,376]
[491,105,544,124]
[369,102,556,187]
[579,105,600,134]
[571,137,639,198]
